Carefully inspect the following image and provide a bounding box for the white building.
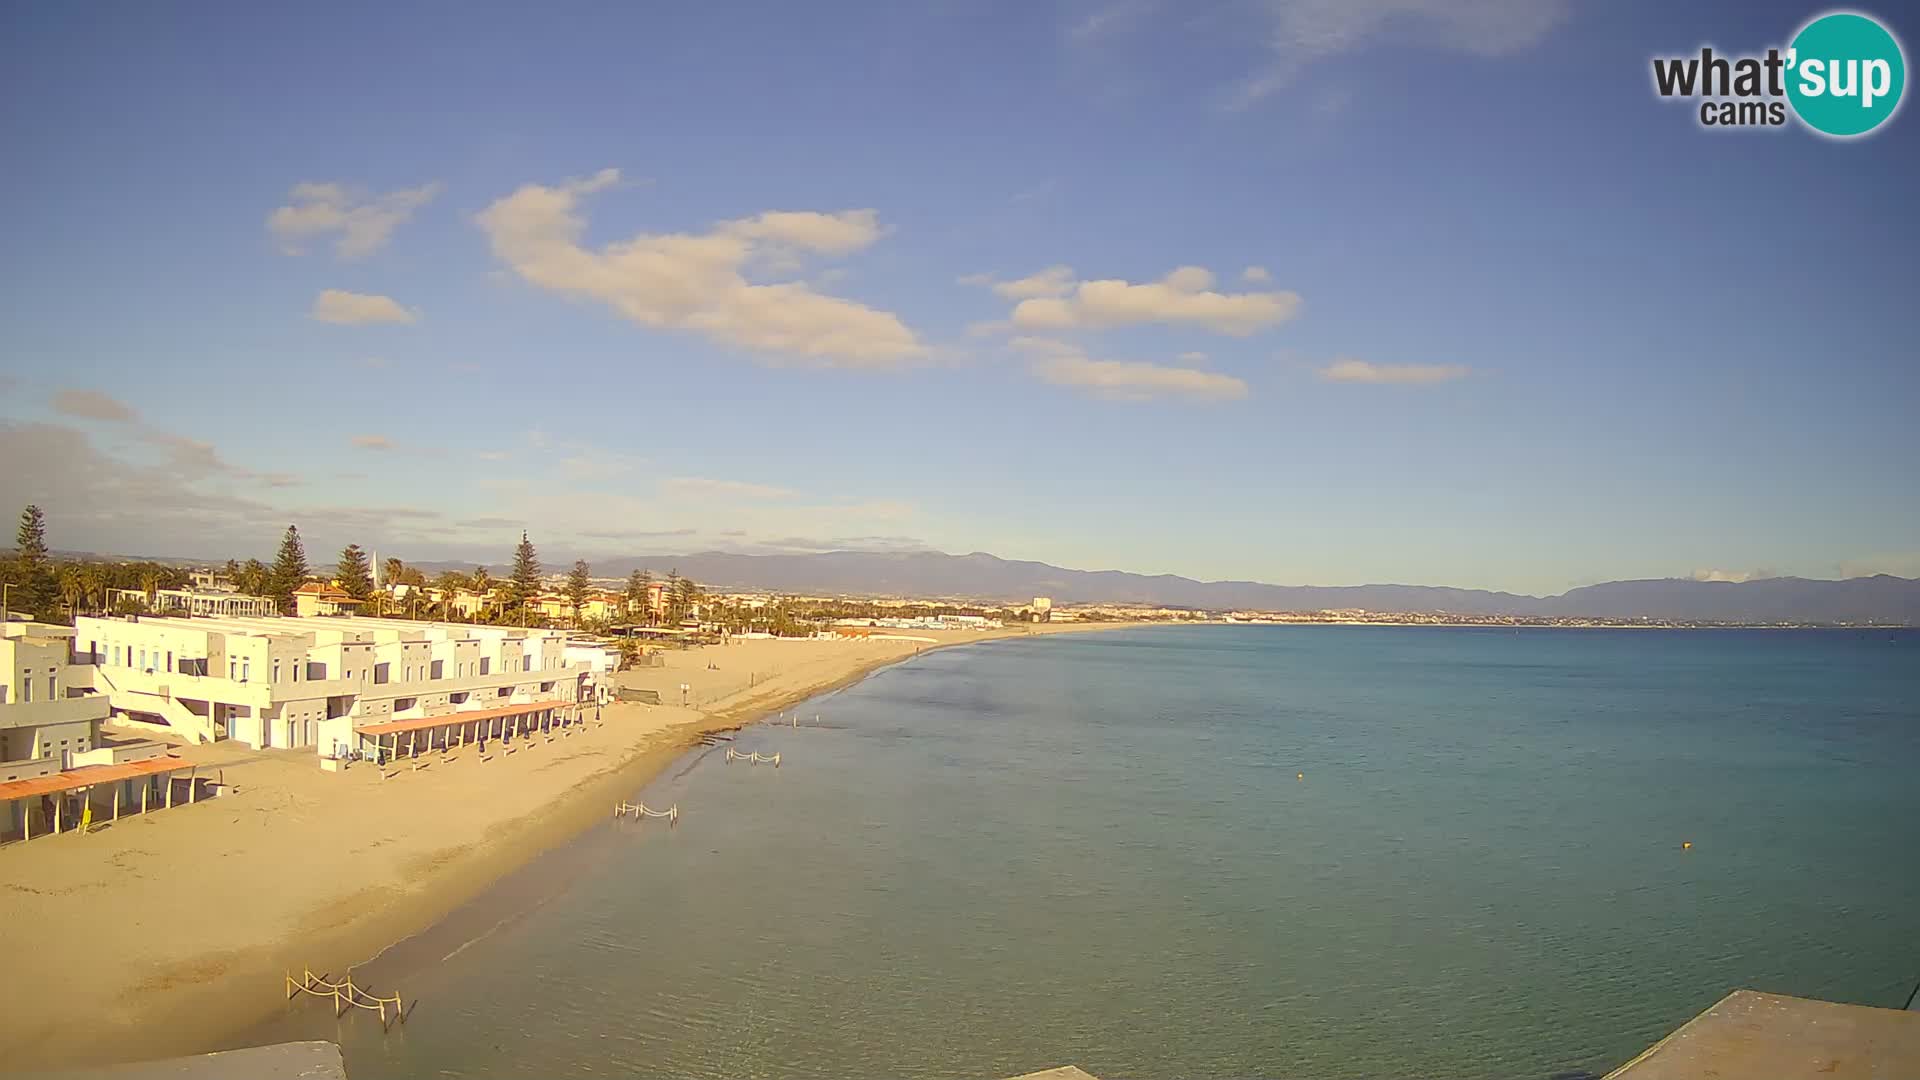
[2,621,111,769]
[73,614,594,756]
[111,586,278,619]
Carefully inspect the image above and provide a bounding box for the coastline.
[0,623,1128,1073]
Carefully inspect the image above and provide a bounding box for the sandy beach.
[0,624,1119,1073]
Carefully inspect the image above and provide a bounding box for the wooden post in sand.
[141,780,149,815]
[112,784,119,822]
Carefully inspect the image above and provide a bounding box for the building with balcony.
[72,614,595,756]
[2,621,111,770]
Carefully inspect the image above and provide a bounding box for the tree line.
[2,505,711,631]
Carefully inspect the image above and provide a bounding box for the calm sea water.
[244,627,1920,1079]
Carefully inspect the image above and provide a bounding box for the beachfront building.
[1,620,110,768]
[72,614,595,755]
[292,582,362,617]
[1,621,200,841]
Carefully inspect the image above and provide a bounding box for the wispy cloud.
[1068,0,1158,42]
[311,289,416,325]
[1837,552,1920,579]
[1016,337,1247,402]
[53,389,139,422]
[661,476,798,500]
[268,180,443,259]
[50,388,294,485]
[350,434,396,451]
[476,168,925,368]
[1227,0,1575,108]
[1690,568,1778,584]
[1319,358,1470,384]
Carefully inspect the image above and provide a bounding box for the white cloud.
[1004,266,1299,336]
[268,181,443,259]
[661,476,798,500]
[1319,357,1470,384]
[350,434,396,451]
[1242,265,1273,283]
[476,169,925,367]
[1690,568,1778,584]
[311,289,416,325]
[1177,351,1209,364]
[1015,337,1246,402]
[1838,552,1920,579]
[1230,0,1575,107]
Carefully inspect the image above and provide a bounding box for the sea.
[239,626,1920,1079]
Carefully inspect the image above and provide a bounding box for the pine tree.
[9,505,54,617]
[508,532,541,621]
[337,544,375,600]
[663,569,682,624]
[15,505,48,567]
[270,525,309,614]
[625,569,648,623]
[565,559,592,624]
[675,574,699,624]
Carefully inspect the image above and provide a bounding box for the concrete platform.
[21,1041,346,1080]
[1606,990,1920,1079]
[1005,1070,1100,1080]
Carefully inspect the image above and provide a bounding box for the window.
[480,658,491,675]
[431,660,444,680]
[373,663,390,686]
[48,675,57,699]
[166,651,173,672]
[229,658,237,680]
[22,679,31,703]
[273,660,280,684]
[241,659,250,682]
[139,649,148,670]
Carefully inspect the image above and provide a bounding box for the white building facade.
[73,614,594,755]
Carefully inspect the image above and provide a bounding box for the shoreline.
[0,623,1129,1073]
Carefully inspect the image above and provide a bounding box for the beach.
[0,624,1113,1072]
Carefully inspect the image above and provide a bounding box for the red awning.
[0,755,187,802]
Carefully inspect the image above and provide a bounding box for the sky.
[1,0,1916,596]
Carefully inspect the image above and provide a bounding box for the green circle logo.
[1786,11,1906,137]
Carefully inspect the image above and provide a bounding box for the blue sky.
[2,0,1915,595]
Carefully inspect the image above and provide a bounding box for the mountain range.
[407,549,1920,624]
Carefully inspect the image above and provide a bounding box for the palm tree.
[78,564,107,614]
[139,567,161,608]
[470,567,494,622]
[57,564,86,619]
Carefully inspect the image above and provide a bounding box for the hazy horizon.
[2,0,1915,595]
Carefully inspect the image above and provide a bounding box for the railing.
[285,968,412,1031]
[613,801,678,823]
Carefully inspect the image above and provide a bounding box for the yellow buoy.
[1682,841,1693,850]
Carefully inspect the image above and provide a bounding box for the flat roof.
[353,699,573,737]
[1606,990,1920,1079]
[0,754,188,802]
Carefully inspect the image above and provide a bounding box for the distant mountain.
[408,549,1920,624]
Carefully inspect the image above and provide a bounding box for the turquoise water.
[249,627,1920,1079]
